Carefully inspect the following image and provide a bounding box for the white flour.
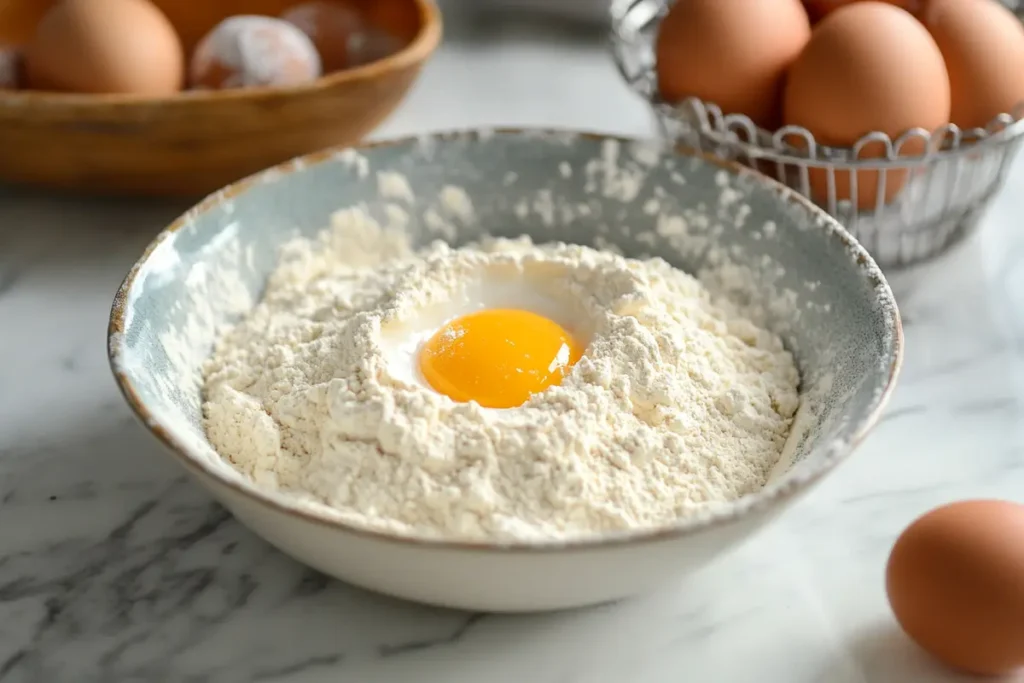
[201,208,801,542]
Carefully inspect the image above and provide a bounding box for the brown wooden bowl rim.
[0,0,441,108]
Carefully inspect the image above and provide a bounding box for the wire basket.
[610,0,1024,267]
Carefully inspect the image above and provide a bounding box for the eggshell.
[281,1,365,72]
[886,500,1024,676]
[24,0,184,95]
[190,16,322,90]
[803,0,923,22]
[655,0,811,129]
[782,2,950,209]
[920,0,1024,130]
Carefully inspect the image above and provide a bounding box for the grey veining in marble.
[1,10,1024,683]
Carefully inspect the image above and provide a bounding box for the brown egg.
[24,0,184,95]
[782,2,950,209]
[0,45,22,90]
[803,0,923,22]
[190,16,323,90]
[281,1,365,73]
[887,500,1024,676]
[920,0,1024,130]
[655,0,812,129]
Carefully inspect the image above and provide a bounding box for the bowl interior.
[110,130,900,546]
[0,0,421,52]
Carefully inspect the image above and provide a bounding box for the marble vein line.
[0,493,237,682]
[251,653,345,681]
[376,612,487,657]
[0,246,46,301]
[837,482,951,506]
[0,265,21,299]
[951,396,1018,416]
[876,405,927,424]
[901,340,1013,385]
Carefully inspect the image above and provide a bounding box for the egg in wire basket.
[610,0,1024,267]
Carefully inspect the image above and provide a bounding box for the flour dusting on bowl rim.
[107,128,904,553]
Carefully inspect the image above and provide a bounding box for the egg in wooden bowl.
[0,0,441,196]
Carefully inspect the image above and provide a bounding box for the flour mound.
[202,209,800,542]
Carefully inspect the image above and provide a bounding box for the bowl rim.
[0,0,442,108]
[107,127,905,554]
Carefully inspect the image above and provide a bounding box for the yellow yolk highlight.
[418,308,584,409]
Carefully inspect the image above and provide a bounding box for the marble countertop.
[2,12,1024,683]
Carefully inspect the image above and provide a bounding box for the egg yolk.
[418,309,583,409]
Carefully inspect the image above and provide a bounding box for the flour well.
[201,208,801,542]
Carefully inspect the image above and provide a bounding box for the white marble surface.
[2,11,1024,683]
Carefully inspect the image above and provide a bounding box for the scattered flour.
[439,185,476,224]
[376,171,415,203]
[201,208,801,542]
[584,139,647,203]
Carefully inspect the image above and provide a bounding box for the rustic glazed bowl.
[0,0,441,196]
[108,129,903,612]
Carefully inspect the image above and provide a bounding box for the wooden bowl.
[0,0,442,196]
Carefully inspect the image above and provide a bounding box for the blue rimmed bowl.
[108,129,902,612]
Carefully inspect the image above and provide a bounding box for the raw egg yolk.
[418,309,583,409]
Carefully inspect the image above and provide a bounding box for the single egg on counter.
[886,499,1024,676]
[280,1,365,73]
[0,45,22,89]
[24,0,184,95]
[803,0,923,22]
[782,2,950,209]
[190,16,322,90]
[920,0,1024,131]
[655,0,811,129]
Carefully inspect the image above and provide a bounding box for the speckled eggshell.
[190,15,323,90]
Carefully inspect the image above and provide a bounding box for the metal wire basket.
[610,0,1024,267]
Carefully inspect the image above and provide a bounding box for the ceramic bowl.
[0,0,441,196]
[108,129,903,612]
